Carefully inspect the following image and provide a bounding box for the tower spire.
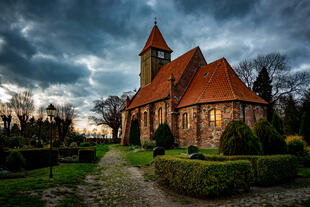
[154,17,157,25]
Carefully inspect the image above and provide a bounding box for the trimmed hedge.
[79,147,96,163]
[5,148,58,170]
[201,154,297,186]
[155,155,253,197]
[58,147,80,158]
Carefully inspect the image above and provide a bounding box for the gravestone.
[153,146,165,158]
[189,153,205,160]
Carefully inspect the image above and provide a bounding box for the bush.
[80,142,91,147]
[154,123,174,149]
[6,151,26,172]
[253,119,287,155]
[142,140,155,150]
[286,136,306,157]
[155,155,253,197]
[53,140,63,148]
[7,149,59,170]
[272,112,284,135]
[6,136,25,148]
[219,120,261,155]
[79,147,96,163]
[188,145,199,154]
[68,133,85,146]
[201,154,297,186]
[129,119,141,146]
[58,147,79,158]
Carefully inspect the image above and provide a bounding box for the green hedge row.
[4,148,58,170]
[155,156,253,197]
[201,154,297,186]
[79,147,96,163]
[58,147,80,158]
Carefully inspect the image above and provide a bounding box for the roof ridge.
[195,61,220,103]
[223,58,237,100]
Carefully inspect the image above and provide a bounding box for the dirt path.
[76,146,310,207]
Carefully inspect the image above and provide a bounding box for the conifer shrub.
[188,145,199,154]
[155,155,253,197]
[286,136,306,157]
[272,112,284,135]
[129,119,141,146]
[300,112,310,145]
[6,151,26,172]
[154,123,174,149]
[219,120,261,155]
[253,119,287,155]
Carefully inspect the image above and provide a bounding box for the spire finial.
[154,17,157,25]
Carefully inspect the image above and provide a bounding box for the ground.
[1,145,310,206]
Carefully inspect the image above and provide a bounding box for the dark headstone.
[187,145,199,154]
[153,146,165,158]
[189,153,205,160]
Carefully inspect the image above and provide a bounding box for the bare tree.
[0,102,12,136]
[10,91,34,136]
[235,52,310,104]
[54,104,76,141]
[36,106,45,140]
[89,96,123,141]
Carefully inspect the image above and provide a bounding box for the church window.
[158,108,162,124]
[158,51,164,58]
[209,109,222,127]
[182,113,188,129]
[144,111,147,127]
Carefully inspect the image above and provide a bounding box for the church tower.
[139,21,173,88]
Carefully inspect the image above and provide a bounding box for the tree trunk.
[112,128,118,142]
[7,118,11,137]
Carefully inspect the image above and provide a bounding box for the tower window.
[182,113,188,129]
[158,108,162,125]
[158,51,164,58]
[209,109,222,127]
[144,111,147,127]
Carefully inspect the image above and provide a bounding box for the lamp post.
[46,104,56,178]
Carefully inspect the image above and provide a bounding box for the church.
[121,22,268,148]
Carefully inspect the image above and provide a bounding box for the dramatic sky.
[0,0,309,130]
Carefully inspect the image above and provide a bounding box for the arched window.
[182,113,188,129]
[209,109,222,127]
[144,111,147,127]
[158,108,162,124]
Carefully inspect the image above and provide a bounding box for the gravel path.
[76,146,310,207]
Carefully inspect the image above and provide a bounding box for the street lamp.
[46,104,56,178]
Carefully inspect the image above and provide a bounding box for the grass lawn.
[119,146,218,166]
[0,144,109,207]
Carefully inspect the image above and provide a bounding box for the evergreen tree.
[272,112,284,135]
[300,112,310,145]
[283,95,300,135]
[129,119,141,146]
[253,67,273,121]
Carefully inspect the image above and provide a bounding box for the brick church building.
[121,23,267,148]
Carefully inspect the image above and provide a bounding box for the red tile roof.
[139,25,173,56]
[127,47,199,109]
[177,58,268,108]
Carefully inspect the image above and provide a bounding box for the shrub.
[79,147,96,163]
[58,147,79,158]
[154,123,174,149]
[53,140,63,148]
[68,133,85,146]
[219,120,261,155]
[155,155,253,197]
[129,119,141,146]
[286,136,306,157]
[253,119,287,155]
[188,145,199,154]
[12,148,58,170]
[272,112,284,135]
[6,136,25,148]
[6,151,26,172]
[300,112,310,145]
[80,142,91,147]
[201,154,297,186]
[143,140,155,150]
